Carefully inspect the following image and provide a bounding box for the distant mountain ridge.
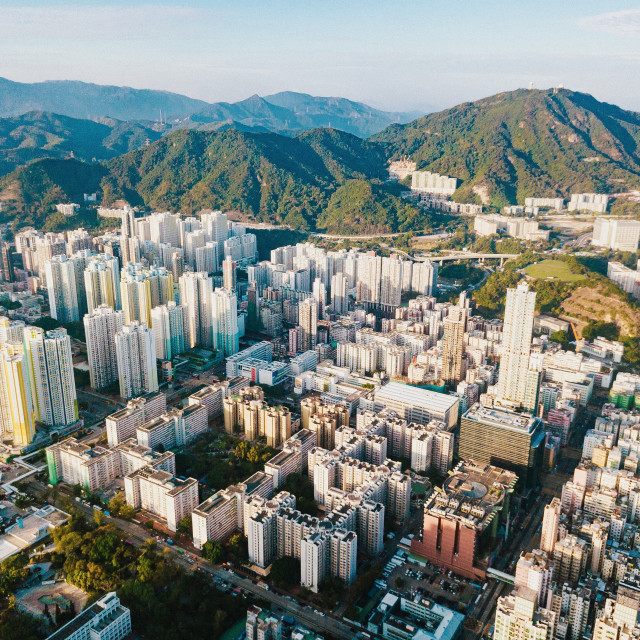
[4,87,640,235]
[0,77,210,121]
[0,77,420,138]
[371,88,640,207]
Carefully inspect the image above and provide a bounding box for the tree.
[270,556,300,588]
[177,516,192,535]
[202,541,225,564]
[549,330,570,350]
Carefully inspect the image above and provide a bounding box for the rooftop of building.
[376,381,459,412]
[127,467,196,495]
[462,403,540,433]
[425,461,517,531]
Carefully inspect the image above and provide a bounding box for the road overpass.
[415,252,520,265]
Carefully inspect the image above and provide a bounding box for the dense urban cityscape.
[2,3,640,640]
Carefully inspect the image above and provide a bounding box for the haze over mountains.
[0,77,419,136]
[2,84,640,234]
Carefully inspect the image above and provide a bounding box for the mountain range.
[2,86,640,234]
[0,77,419,139]
[372,88,640,207]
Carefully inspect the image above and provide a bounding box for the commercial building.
[459,404,545,486]
[364,381,459,429]
[45,592,131,640]
[367,592,465,640]
[412,461,517,579]
[592,218,640,252]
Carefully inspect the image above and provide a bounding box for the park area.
[524,259,585,282]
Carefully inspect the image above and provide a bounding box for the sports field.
[524,259,584,282]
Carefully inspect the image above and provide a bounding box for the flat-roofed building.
[105,391,166,447]
[124,467,198,531]
[192,486,245,548]
[45,592,131,640]
[46,438,119,491]
[366,381,459,429]
[264,449,302,489]
[460,404,545,486]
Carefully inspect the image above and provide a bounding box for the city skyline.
[2,1,640,112]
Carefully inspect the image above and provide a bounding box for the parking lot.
[383,555,480,611]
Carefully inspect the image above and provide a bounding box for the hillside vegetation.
[0,111,163,176]
[1,128,421,232]
[372,88,640,207]
[6,88,640,234]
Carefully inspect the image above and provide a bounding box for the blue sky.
[2,1,640,112]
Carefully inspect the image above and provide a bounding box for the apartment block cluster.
[44,379,244,531]
[0,318,79,452]
[488,377,640,640]
[474,214,550,242]
[503,193,610,215]
[193,388,460,591]
[6,210,250,403]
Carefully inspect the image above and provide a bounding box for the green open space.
[524,259,585,282]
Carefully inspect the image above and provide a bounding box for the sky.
[2,0,640,113]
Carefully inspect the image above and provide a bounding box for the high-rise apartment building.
[120,263,174,326]
[493,587,556,640]
[0,343,35,447]
[496,282,537,409]
[84,254,121,313]
[222,256,237,291]
[150,301,189,360]
[24,327,78,428]
[540,497,562,554]
[441,294,468,385]
[124,467,198,531]
[179,272,213,348]
[115,322,158,399]
[212,287,239,357]
[45,255,79,323]
[84,305,124,390]
[299,298,318,352]
[331,273,349,315]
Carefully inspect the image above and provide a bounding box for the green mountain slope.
[0,111,163,176]
[99,127,392,229]
[2,128,414,232]
[372,88,640,207]
[0,158,107,227]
